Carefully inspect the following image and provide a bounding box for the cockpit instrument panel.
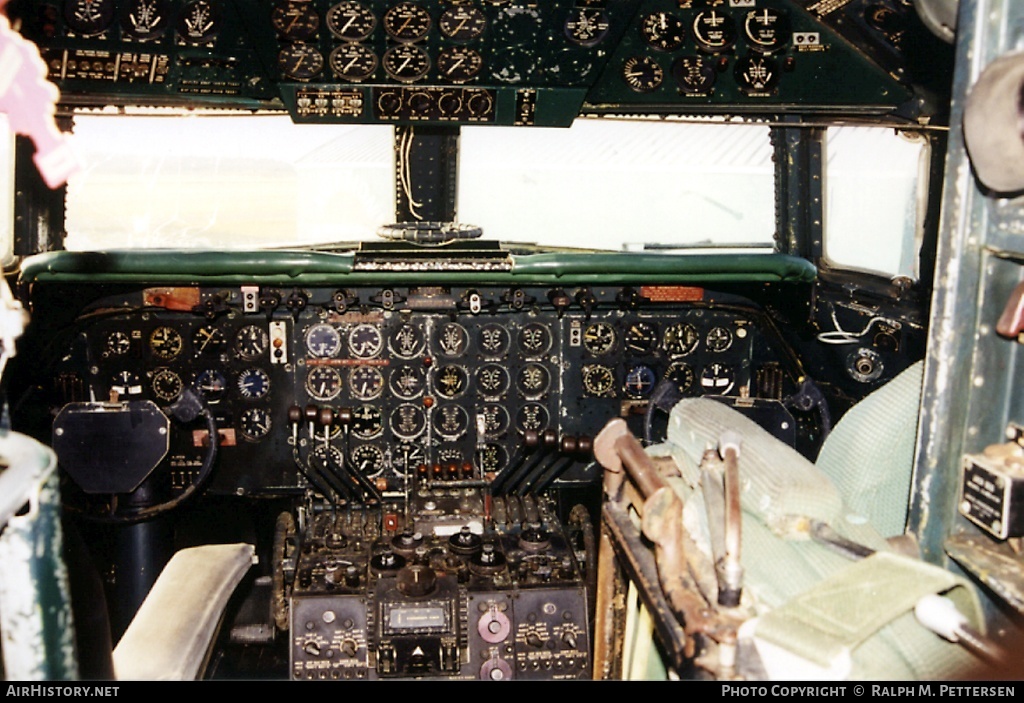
[8,0,947,124]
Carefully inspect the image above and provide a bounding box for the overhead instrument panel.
[7,0,949,123]
[33,281,815,503]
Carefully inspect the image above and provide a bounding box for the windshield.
[63,112,776,253]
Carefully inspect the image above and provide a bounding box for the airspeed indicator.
[622,56,664,93]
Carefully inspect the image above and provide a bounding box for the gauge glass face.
[390,403,426,440]
[476,363,510,397]
[564,7,609,47]
[439,6,486,41]
[279,43,325,80]
[435,365,468,398]
[271,0,320,40]
[382,44,431,81]
[178,0,219,44]
[152,368,183,401]
[236,325,269,360]
[672,55,716,94]
[624,321,659,353]
[193,325,225,357]
[237,367,271,399]
[351,406,384,439]
[582,364,615,397]
[744,8,788,52]
[239,407,272,441]
[194,369,228,402]
[478,323,510,356]
[392,442,425,476]
[705,326,734,352]
[516,402,549,433]
[475,443,508,474]
[123,0,172,40]
[692,10,736,52]
[435,404,469,440]
[623,364,657,399]
[436,322,469,357]
[518,322,551,356]
[351,444,385,477]
[348,324,384,359]
[663,322,700,356]
[390,323,425,358]
[622,56,664,93]
[110,371,144,398]
[327,0,376,40]
[700,363,735,395]
[640,12,685,51]
[349,365,384,400]
[149,326,183,360]
[383,2,432,42]
[665,361,695,394]
[583,322,616,355]
[390,366,426,399]
[481,404,509,438]
[105,331,131,356]
[437,46,483,83]
[304,323,341,358]
[65,0,117,36]
[330,43,378,81]
[517,363,550,397]
[306,366,343,401]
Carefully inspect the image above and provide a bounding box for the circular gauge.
[476,363,510,397]
[516,403,549,433]
[349,365,384,401]
[622,56,664,93]
[692,10,737,53]
[192,325,225,357]
[437,446,464,470]
[744,8,788,53]
[582,364,615,397]
[326,0,376,41]
[304,323,341,358]
[306,366,343,401]
[583,322,616,355]
[122,0,172,40]
[330,43,378,82]
[625,321,659,354]
[672,55,717,94]
[706,326,734,352]
[310,444,344,474]
[663,322,700,356]
[350,406,384,440]
[640,12,685,51]
[390,403,427,440]
[665,361,696,395]
[435,365,468,398]
[392,442,425,476]
[390,365,426,398]
[239,407,272,442]
[437,46,483,83]
[237,367,271,400]
[518,322,551,356]
[435,404,469,440]
[439,6,486,41]
[481,404,510,438]
[149,326,183,360]
[517,363,551,398]
[734,55,779,94]
[152,368,183,402]
[236,325,269,361]
[271,0,320,40]
[383,44,431,82]
[178,0,219,44]
[351,444,385,477]
[623,364,657,399]
[105,331,130,356]
[65,0,116,36]
[564,7,609,47]
[194,369,228,403]
[478,323,510,356]
[436,322,470,357]
[110,371,144,398]
[475,443,508,474]
[348,324,384,359]
[383,2,432,42]
[390,323,426,359]
[279,43,324,80]
[700,363,736,395]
